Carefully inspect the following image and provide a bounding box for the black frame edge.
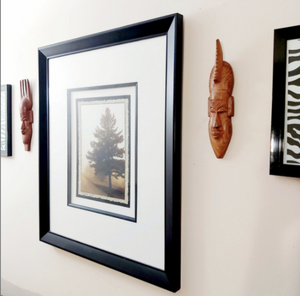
[39,50,50,238]
[164,14,183,292]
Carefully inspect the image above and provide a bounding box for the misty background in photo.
[78,99,128,201]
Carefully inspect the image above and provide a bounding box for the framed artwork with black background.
[1,84,12,157]
[270,25,300,178]
[39,14,182,292]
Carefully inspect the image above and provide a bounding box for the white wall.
[1,0,300,295]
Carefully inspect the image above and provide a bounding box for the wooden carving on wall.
[208,39,234,158]
[20,79,33,151]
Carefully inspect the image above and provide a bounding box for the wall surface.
[1,0,300,296]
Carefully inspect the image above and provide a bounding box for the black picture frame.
[1,84,12,157]
[39,13,182,292]
[270,25,300,178]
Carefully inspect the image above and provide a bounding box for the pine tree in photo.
[86,107,125,191]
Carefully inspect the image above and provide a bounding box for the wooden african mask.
[20,79,33,151]
[208,40,234,158]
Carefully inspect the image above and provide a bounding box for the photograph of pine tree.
[76,96,130,206]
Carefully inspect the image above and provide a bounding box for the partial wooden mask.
[20,79,33,151]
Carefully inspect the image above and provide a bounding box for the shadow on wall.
[1,278,43,296]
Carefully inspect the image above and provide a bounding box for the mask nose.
[212,113,221,128]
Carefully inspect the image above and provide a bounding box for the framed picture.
[39,13,182,292]
[67,83,137,221]
[270,25,300,178]
[1,84,12,157]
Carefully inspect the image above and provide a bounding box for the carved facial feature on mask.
[208,40,234,158]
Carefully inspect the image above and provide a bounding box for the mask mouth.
[211,129,222,138]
